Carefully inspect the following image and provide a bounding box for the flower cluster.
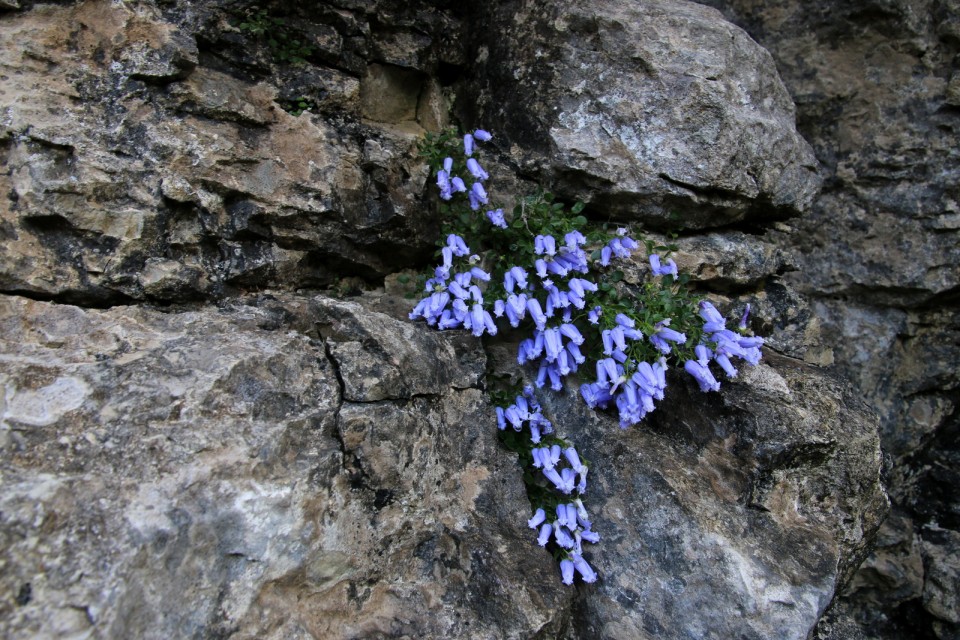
[684,302,764,392]
[411,127,766,586]
[409,234,498,338]
[498,387,600,583]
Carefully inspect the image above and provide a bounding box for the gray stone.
[697,1,960,635]
[923,528,960,626]
[0,1,444,305]
[462,0,821,229]
[0,293,570,640]
[528,350,887,640]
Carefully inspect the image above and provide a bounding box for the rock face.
[0,292,885,639]
[695,1,960,637]
[0,0,451,305]
[0,293,572,639]
[532,351,886,640]
[2,0,950,637]
[461,0,821,229]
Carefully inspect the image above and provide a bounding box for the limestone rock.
[462,0,821,229]
[0,291,889,639]
[694,1,960,635]
[0,1,446,305]
[0,293,570,639]
[527,350,887,640]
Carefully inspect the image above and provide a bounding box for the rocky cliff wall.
[0,0,951,638]
[698,2,960,637]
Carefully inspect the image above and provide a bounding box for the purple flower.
[447,234,469,256]
[443,157,453,173]
[699,301,725,326]
[543,466,566,491]
[559,323,584,345]
[572,553,598,583]
[684,360,720,392]
[565,230,586,247]
[560,559,575,585]
[537,523,553,546]
[649,254,678,277]
[469,266,491,281]
[715,353,738,378]
[486,208,507,228]
[436,169,452,200]
[473,129,492,142]
[527,298,548,330]
[468,182,488,210]
[463,133,475,156]
[576,466,588,494]
[450,176,467,193]
[535,235,557,256]
[554,525,575,549]
[739,303,751,330]
[564,447,584,473]
[466,157,489,181]
[528,508,547,529]
[650,321,687,354]
[580,528,600,544]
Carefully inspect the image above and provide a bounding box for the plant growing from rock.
[236,7,315,66]
[409,128,764,584]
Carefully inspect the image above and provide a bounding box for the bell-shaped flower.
[463,133,474,156]
[473,129,492,142]
[450,176,467,193]
[580,528,600,544]
[537,523,553,547]
[486,208,507,228]
[447,234,470,256]
[526,297,548,330]
[577,466,588,494]
[559,323,584,345]
[684,360,721,392]
[564,448,584,473]
[715,353,738,378]
[739,303,751,330]
[560,559,575,585]
[437,169,452,200]
[554,525,575,549]
[528,508,546,529]
[466,157,488,180]
[495,407,506,430]
[699,300,725,326]
[468,182,488,210]
[572,553,598,583]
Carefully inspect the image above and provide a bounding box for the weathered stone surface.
[923,528,960,634]
[0,1,454,305]
[461,0,821,229]
[3,0,949,636]
[696,1,960,635]
[0,293,570,639]
[0,291,888,639]
[537,352,886,640]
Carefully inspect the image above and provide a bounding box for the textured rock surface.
[0,0,454,305]
[0,292,887,639]
[0,293,570,639]
[460,0,821,228]
[523,350,886,640]
[4,0,953,637]
[697,1,960,636]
